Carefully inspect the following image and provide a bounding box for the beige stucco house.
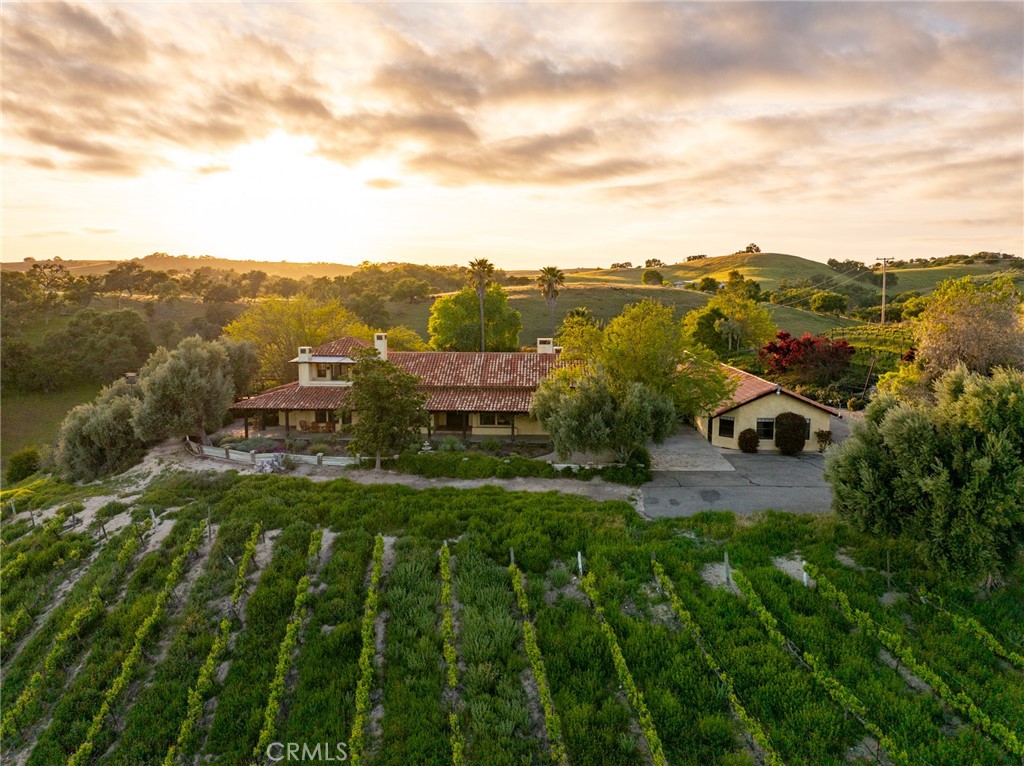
[696,365,839,451]
[231,333,561,439]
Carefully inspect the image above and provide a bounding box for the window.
[756,418,775,440]
[314,409,336,424]
[804,418,811,440]
[316,363,330,379]
[332,363,350,380]
[479,412,513,426]
[340,410,352,425]
[718,417,735,438]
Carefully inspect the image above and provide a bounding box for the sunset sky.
[2,1,1022,269]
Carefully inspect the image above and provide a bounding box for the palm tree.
[536,266,566,337]
[467,258,495,351]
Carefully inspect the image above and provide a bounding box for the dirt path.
[366,536,398,752]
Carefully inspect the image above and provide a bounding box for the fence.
[184,438,355,467]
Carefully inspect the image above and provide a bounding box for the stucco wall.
[697,395,832,452]
[276,409,548,437]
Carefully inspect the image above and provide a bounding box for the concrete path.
[643,453,832,517]
[648,427,735,472]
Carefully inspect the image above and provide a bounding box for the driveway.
[643,452,833,517]
[648,427,735,471]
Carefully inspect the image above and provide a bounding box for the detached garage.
[696,365,839,452]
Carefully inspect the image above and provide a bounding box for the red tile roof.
[423,388,535,412]
[233,382,351,411]
[388,351,562,388]
[714,365,839,417]
[234,341,565,413]
[311,338,371,356]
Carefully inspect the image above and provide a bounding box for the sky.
[2,1,1022,269]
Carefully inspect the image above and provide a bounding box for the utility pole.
[875,257,893,325]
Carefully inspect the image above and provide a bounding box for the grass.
[886,264,1024,294]
[767,305,858,336]
[566,253,841,292]
[1,383,103,466]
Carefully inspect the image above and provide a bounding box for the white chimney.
[298,346,312,361]
[374,332,388,360]
[537,338,555,354]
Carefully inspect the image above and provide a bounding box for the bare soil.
[879,591,906,607]
[700,562,741,595]
[366,535,398,753]
[542,565,587,606]
[519,667,549,749]
[772,555,815,587]
[878,647,932,694]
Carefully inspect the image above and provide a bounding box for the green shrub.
[595,463,651,486]
[738,429,759,453]
[478,436,503,454]
[5,447,40,484]
[814,429,833,452]
[230,437,280,453]
[437,436,465,452]
[774,412,807,456]
[307,440,333,455]
[847,397,865,411]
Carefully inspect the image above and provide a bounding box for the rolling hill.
[566,252,844,292]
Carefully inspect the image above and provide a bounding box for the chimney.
[374,332,388,361]
[297,346,312,362]
[537,338,555,354]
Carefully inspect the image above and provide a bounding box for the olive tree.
[825,365,1024,586]
[133,336,256,444]
[530,367,675,464]
[54,381,147,481]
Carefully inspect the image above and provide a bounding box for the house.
[231,333,562,439]
[695,365,839,451]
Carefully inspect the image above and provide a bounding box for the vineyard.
[1,471,1021,766]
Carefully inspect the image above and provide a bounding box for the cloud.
[1,0,1019,222]
[197,164,230,175]
[366,178,401,189]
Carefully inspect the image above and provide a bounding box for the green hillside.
[567,252,842,292]
[766,305,858,336]
[885,265,1024,294]
[386,284,712,346]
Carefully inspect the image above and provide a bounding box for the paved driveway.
[643,452,832,517]
[648,427,735,471]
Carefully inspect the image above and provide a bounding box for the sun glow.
[169,133,397,263]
